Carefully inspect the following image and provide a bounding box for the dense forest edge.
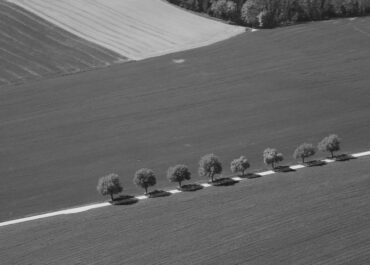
[167,0,370,28]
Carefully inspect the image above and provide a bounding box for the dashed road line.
[168,189,182,194]
[352,151,370,157]
[258,170,275,176]
[135,195,148,200]
[290,165,306,170]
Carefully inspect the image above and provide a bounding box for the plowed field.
[8,0,245,60]
[0,1,126,86]
[0,17,370,221]
[1,156,369,264]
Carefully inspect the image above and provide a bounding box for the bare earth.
[0,17,369,221]
[1,156,369,264]
[0,1,126,86]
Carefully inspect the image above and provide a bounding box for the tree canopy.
[96,173,123,201]
[198,153,223,182]
[230,156,250,176]
[263,148,284,169]
[318,134,341,158]
[133,168,157,194]
[293,143,316,163]
[167,164,191,188]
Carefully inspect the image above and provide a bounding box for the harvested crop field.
[1,17,370,221]
[8,0,245,60]
[1,156,370,264]
[0,0,126,86]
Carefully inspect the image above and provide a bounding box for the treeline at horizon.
[167,0,370,28]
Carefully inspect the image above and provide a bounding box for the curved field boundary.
[1,150,368,227]
[0,1,127,86]
[7,0,245,60]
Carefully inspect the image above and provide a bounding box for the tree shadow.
[274,165,296,173]
[335,154,357,162]
[110,195,139,205]
[305,160,327,167]
[210,177,239,186]
[147,190,172,198]
[244,172,262,179]
[178,184,204,192]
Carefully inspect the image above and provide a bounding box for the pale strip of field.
[0,1,127,86]
[8,0,245,60]
[0,150,368,228]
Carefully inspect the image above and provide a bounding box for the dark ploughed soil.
[0,17,369,221]
[1,156,369,264]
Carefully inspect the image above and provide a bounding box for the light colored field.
[1,156,370,264]
[0,1,126,86]
[8,0,245,60]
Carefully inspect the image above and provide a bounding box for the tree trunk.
[144,186,148,195]
[272,161,275,169]
[330,151,334,158]
[302,157,305,163]
[178,180,182,188]
[110,193,114,201]
[210,173,214,182]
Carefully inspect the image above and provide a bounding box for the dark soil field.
[0,1,126,86]
[1,156,369,264]
[1,17,370,221]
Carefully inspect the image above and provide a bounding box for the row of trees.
[167,0,370,28]
[97,134,341,200]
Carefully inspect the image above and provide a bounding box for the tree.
[133,168,156,194]
[241,0,265,27]
[96,173,123,201]
[263,148,284,169]
[230,156,250,176]
[167,164,191,188]
[198,153,223,182]
[293,143,316,163]
[318,134,341,158]
[210,0,238,20]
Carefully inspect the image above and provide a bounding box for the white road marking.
[290,165,306,170]
[168,189,182,194]
[0,203,110,227]
[60,203,110,214]
[135,195,148,200]
[258,170,275,176]
[322,159,335,163]
[352,151,370,157]
[1,150,369,227]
